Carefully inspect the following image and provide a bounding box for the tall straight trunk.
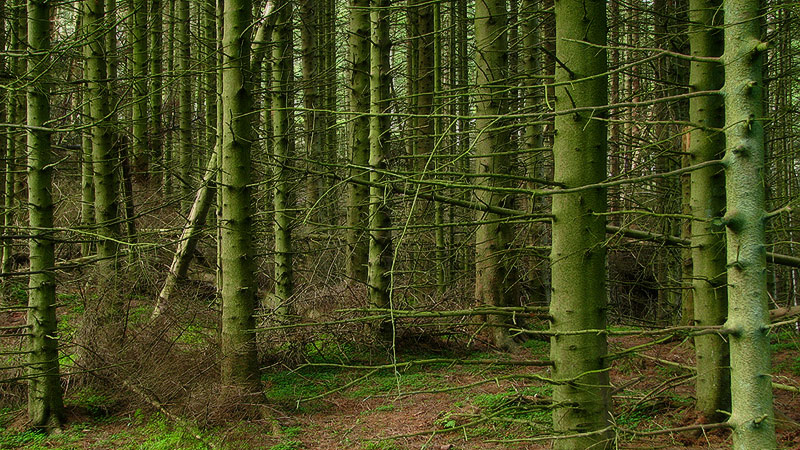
[130,0,148,173]
[26,0,64,428]
[85,0,123,349]
[723,0,775,446]
[163,0,175,196]
[548,0,611,447]
[415,0,433,174]
[405,0,418,170]
[80,62,95,257]
[272,0,294,307]
[149,0,163,181]
[368,0,392,340]
[474,0,514,349]
[177,0,192,211]
[2,1,23,273]
[219,0,258,391]
[202,0,216,162]
[346,0,370,283]
[300,0,324,222]
[432,1,447,293]
[688,0,729,423]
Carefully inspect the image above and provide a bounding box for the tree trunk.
[368,0,393,341]
[548,0,611,447]
[688,0,729,423]
[177,0,192,212]
[271,0,294,310]
[723,0,775,445]
[26,0,64,428]
[220,0,259,392]
[346,0,370,283]
[474,0,515,349]
[149,0,163,182]
[131,0,148,173]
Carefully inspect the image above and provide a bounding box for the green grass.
[267,441,303,450]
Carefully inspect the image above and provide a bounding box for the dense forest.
[0,0,798,448]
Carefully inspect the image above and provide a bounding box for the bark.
[723,0,776,445]
[177,0,192,211]
[346,0,370,283]
[26,0,64,428]
[149,0,163,180]
[368,0,393,340]
[688,0,729,422]
[131,0,148,173]
[271,0,294,308]
[548,0,612,447]
[220,0,259,391]
[300,0,324,222]
[474,0,515,349]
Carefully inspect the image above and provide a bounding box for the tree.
[219,0,259,392]
[130,0,148,173]
[548,0,611,447]
[26,0,65,428]
[723,0,775,445]
[346,0,370,283]
[688,0,729,423]
[271,0,294,311]
[473,0,515,349]
[85,0,122,316]
[368,0,393,340]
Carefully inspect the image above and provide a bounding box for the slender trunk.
[346,0,370,283]
[688,0,729,422]
[474,0,514,349]
[549,0,611,447]
[272,0,294,308]
[149,0,163,181]
[220,0,259,391]
[368,0,392,340]
[131,0,148,173]
[723,0,775,445]
[2,1,23,273]
[177,0,192,211]
[26,0,64,428]
[300,0,324,222]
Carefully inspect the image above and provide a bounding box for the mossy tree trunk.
[219,0,259,392]
[723,0,775,446]
[368,0,393,341]
[548,0,612,447]
[688,0,729,423]
[26,0,64,429]
[474,0,514,349]
[346,0,370,284]
[271,0,294,309]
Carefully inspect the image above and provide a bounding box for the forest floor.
[2,286,800,449]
